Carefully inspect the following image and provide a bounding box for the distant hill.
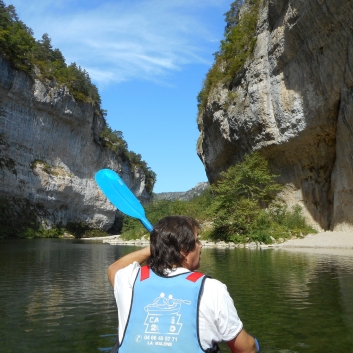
[153,182,209,202]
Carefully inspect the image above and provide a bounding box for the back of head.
[147,216,200,275]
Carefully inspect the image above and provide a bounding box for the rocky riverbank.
[82,231,353,251]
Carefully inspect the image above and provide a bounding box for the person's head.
[147,216,202,275]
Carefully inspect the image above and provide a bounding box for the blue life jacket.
[119,265,209,353]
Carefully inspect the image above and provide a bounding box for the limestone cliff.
[0,55,152,230]
[197,0,353,231]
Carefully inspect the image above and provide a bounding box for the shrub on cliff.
[197,0,261,114]
[100,126,156,193]
[100,127,129,156]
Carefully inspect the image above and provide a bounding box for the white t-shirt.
[114,262,243,350]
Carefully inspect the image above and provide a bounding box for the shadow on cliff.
[261,0,353,230]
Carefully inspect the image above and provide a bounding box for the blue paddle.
[95,169,154,232]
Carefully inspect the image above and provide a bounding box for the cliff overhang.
[197,0,353,231]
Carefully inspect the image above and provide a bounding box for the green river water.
[0,239,352,353]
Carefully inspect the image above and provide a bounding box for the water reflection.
[198,248,353,352]
[0,239,120,353]
[0,240,352,353]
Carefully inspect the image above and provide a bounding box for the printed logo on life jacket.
[143,292,190,335]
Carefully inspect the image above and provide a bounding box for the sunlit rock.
[0,56,151,230]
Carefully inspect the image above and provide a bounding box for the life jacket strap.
[186,272,204,282]
[140,265,204,282]
[140,265,150,281]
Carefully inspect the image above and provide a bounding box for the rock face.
[0,56,152,230]
[154,182,209,202]
[197,0,353,231]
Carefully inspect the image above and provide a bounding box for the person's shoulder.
[117,261,141,276]
[199,276,237,323]
[201,277,230,305]
[204,277,228,292]
[115,261,141,288]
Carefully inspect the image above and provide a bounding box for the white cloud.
[9,0,229,86]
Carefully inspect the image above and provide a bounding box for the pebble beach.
[82,231,353,255]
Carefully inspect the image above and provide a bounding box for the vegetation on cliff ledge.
[100,126,156,193]
[0,1,101,105]
[197,0,261,115]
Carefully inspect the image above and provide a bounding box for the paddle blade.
[95,169,153,232]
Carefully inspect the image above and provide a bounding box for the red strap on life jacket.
[186,272,204,282]
[140,265,150,281]
[140,266,204,282]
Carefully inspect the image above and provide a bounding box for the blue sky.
[9,0,232,192]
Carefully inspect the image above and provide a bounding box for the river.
[1,239,352,353]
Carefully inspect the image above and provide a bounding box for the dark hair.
[147,216,200,275]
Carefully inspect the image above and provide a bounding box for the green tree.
[0,1,11,28]
[59,62,101,104]
[211,152,282,239]
[211,152,281,204]
[0,1,35,72]
[224,0,245,34]
[36,33,54,61]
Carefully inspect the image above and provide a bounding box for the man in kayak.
[108,215,260,353]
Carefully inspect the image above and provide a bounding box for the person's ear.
[180,250,187,263]
[180,250,186,256]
